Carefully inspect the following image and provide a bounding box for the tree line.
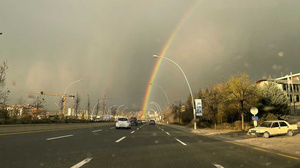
[169,73,289,130]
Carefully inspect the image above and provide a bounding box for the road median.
[0,122,115,135]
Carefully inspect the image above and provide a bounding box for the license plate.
[251,133,256,135]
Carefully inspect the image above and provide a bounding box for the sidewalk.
[0,122,114,134]
[163,123,300,158]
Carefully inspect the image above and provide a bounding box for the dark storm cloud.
[1,0,300,110]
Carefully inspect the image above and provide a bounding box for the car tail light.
[127,120,130,123]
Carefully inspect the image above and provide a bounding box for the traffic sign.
[195,99,202,116]
[250,107,258,116]
[252,116,258,121]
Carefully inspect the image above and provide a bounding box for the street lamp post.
[62,79,82,117]
[150,83,170,105]
[150,101,162,113]
[149,103,160,113]
[122,107,128,116]
[108,105,116,116]
[116,105,124,116]
[153,55,196,130]
[150,101,163,121]
[91,100,103,120]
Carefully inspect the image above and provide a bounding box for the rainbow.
[141,1,201,118]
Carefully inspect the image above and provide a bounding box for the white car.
[248,120,298,138]
[116,117,131,129]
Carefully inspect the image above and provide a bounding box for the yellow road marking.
[232,142,246,146]
[276,153,299,160]
[226,141,300,160]
[253,147,267,152]
[0,127,81,136]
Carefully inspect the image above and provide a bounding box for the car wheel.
[263,132,270,138]
[287,130,294,136]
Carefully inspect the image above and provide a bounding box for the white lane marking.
[175,138,187,146]
[46,134,73,141]
[92,129,102,133]
[166,132,170,135]
[161,129,164,131]
[212,163,224,168]
[71,157,93,168]
[131,131,135,134]
[115,136,126,143]
[110,127,115,129]
[137,128,139,130]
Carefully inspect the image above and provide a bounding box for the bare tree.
[0,60,8,84]
[0,89,10,109]
[18,96,26,106]
[102,95,107,116]
[74,93,81,118]
[87,94,90,119]
[95,97,100,117]
[31,96,46,119]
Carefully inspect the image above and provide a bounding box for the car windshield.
[118,118,128,121]
[261,122,272,127]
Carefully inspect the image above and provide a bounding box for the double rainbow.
[141,1,200,118]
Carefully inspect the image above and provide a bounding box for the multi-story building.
[256,72,300,114]
[6,105,32,117]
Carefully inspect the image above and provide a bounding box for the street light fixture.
[108,105,116,116]
[150,83,170,105]
[62,79,82,116]
[122,107,128,116]
[150,101,162,113]
[116,104,124,116]
[153,55,196,130]
[91,100,103,120]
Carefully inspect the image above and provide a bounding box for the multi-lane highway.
[0,123,299,168]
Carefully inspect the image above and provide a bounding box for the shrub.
[234,120,242,130]
[216,123,235,130]
[21,114,32,124]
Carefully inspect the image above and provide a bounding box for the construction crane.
[25,91,75,116]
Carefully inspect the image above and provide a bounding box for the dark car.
[137,120,142,125]
[130,117,138,126]
[149,120,155,125]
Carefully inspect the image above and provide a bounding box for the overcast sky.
[1,0,300,111]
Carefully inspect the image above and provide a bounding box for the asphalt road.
[0,123,299,168]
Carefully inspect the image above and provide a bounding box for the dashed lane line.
[175,138,187,146]
[46,134,74,141]
[115,136,126,143]
[131,131,135,134]
[92,129,102,133]
[211,163,224,168]
[166,132,170,135]
[71,158,92,168]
